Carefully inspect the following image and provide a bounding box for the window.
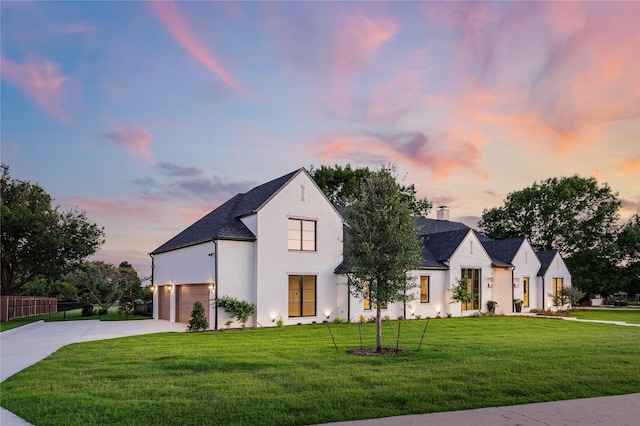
[288,219,316,251]
[288,275,316,317]
[420,276,430,303]
[552,278,563,300]
[363,281,371,310]
[523,277,529,307]
[460,268,481,310]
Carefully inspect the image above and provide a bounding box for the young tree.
[343,165,422,352]
[187,301,209,332]
[1,164,105,295]
[478,176,622,297]
[310,163,432,217]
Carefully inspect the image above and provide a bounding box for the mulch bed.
[345,347,408,356]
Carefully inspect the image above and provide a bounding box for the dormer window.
[288,218,316,251]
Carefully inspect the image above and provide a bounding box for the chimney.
[437,206,450,221]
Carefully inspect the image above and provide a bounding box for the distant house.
[150,169,572,328]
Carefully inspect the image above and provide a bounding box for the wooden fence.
[0,296,57,322]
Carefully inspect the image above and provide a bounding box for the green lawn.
[569,308,640,324]
[1,317,639,426]
[0,305,151,332]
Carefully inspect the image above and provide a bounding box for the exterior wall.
[491,267,513,314]
[447,231,494,317]
[216,239,256,328]
[541,253,572,311]
[512,241,542,312]
[408,270,449,318]
[253,171,343,327]
[153,243,216,286]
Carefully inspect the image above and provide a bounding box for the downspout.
[149,253,155,318]
[347,279,351,322]
[511,268,515,313]
[213,240,218,330]
[541,277,545,310]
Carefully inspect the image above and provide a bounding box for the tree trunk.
[376,305,382,352]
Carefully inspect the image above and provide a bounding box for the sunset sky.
[2,1,638,276]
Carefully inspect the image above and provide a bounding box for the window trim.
[288,218,317,252]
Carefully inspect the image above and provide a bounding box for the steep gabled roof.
[537,250,558,276]
[482,237,526,268]
[422,229,469,261]
[151,169,303,254]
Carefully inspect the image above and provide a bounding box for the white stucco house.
[150,168,572,328]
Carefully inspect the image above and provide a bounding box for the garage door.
[176,284,210,324]
[158,285,170,320]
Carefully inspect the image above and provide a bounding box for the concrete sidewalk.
[1,319,186,425]
[320,393,640,425]
[1,320,639,426]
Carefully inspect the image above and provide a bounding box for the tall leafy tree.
[478,176,623,297]
[615,214,640,296]
[310,164,432,217]
[68,261,140,313]
[1,164,105,295]
[343,165,422,352]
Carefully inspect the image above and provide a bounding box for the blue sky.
[2,1,638,275]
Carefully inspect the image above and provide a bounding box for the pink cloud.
[428,2,639,154]
[104,122,154,162]
[64,196,164,222]
[0,55,68,120]
[314,130,488,181]
[614,158,640,177]
[150,0,243,93]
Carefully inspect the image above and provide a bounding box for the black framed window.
[460,268,481,310]
[288,219,316,251]
[420,276,430,303]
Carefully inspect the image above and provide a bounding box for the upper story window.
[288,218,316,251]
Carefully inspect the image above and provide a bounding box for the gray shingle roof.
[537,250,558,276]
[151,169,302,254]
[422,229,470,262]
[415,217,470,235]
[482,237,525,268]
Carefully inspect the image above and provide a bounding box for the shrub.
[187,301,209,332]
[332,317,343,324]
[359,314,366,324]
[216,296,256,328]
[276,316,284,327]
[81,303,95,317]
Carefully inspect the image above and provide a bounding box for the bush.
[332,317,343,324]
[276,316,284,327]
[216,296,256,328]
[187,301,209,332]
[81,303,95,317]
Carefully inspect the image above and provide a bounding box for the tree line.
[1,164,148,313]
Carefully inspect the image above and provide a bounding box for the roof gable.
[482,238,525,263]
[151,169,303,254]
[422,229,469,261]
[537,250,558,276]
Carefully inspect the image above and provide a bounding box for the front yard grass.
[1,317,639,426]
[0,305,150,332]
[569,308,640,324]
